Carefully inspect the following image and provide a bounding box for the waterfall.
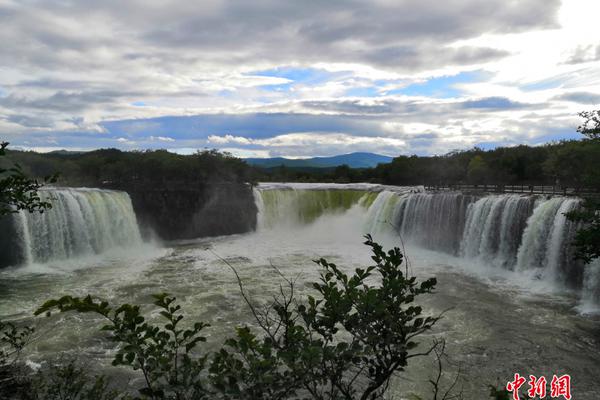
[461,195,534,267]
[252,183,420,230]
[254,188,369,229]
[252,184,594,307]
[515,197,583,285]
[11,188,142,264]
[393,192,474,254]
[581,259,600,311]
[364,190,401,237]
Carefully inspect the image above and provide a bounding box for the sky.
[1,0,600,158]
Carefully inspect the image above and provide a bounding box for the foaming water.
[254,185,595,310]
[10,188,142,265]
[253,182,420,230]
[461,194,533,267]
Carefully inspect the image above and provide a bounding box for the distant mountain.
[245,152,393,169]
[47,150,87,155]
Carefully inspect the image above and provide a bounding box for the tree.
[564,110,600,264]
[0,142,56,216]
[466,155,489,185]
[543,140,600,189]
[577,110,600,139]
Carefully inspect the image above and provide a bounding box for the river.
[1,183,599,399]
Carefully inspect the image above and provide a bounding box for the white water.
[254,184,594,309]
[461,195,533,268]
[11,188,142,264]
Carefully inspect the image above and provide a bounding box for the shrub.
[35,235,440,400]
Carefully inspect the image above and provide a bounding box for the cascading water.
[253,183,420,230]
[252,184,596,308]
[515,197,584,285]
[461,195,534,267]
[10,188,142,264]
[393,192,475,254]
[363,190,401,237]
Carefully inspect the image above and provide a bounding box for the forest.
[5,138,600,191]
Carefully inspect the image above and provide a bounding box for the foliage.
[577,109,600,139]
[0,321,36,398]
[0,321,34,363]
[4,147,259,188]
[543,139,600,189]
[0,142,56,216]
[563,110,600,264]
[36,236,441,400]
[466,155,489,184]
[25,359,122,400]
[565,192,600,265]
[36,293,211,400]
[6,139,600,189]
[210,234,440,399]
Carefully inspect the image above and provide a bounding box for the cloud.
[460,97,530,110]
[2,0,597,157]
[564,44,600,64]
[150,135,176,142]
[116,137,135,145]
[207,135,252,145]
[554,91,600,105]
[207,132,407,157]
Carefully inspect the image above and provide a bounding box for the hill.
[245,152,393,169]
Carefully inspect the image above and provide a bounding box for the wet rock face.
[0,216,23,268]
[125,183,257,241]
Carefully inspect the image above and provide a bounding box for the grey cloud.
[460,97,529,110]
[300,100,399,115]
[5,114,56,128]
[0,90,137,112]
[565,45,600,64]
[554,91,600,105]
[1,0,559,73]
[299,97,535,116]
[362,45,509,69]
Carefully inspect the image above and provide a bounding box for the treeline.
[262,139,600,189]
[4,148,261,188]
[5,138,600,190]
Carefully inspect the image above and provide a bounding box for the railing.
[424,184,600,197]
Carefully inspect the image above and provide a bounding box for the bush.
[34,235,440,400]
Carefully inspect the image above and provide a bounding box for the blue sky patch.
[388,70,488,98]
[345,86,381,97]
[101,113,382,141]
[250,67,342,92]
[251,67,336,84]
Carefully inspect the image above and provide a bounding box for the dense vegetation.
[261,139,600,189]
[3,148,259,188]
[6,138,599,191]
